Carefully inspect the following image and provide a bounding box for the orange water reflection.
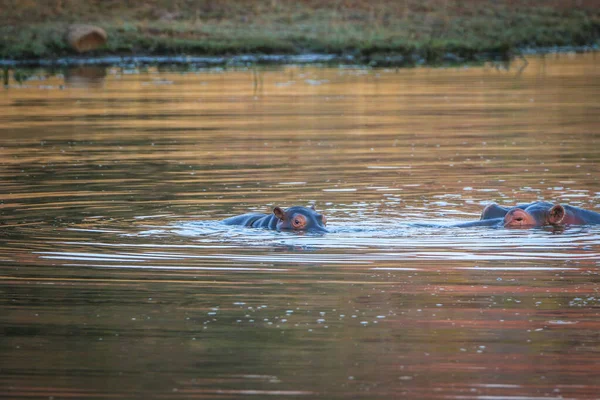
[1,53,599,399]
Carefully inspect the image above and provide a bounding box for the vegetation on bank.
[1,0,599,64]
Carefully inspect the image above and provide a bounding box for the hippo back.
[222,213,278,229]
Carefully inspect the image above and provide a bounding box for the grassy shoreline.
[1,0,599,66]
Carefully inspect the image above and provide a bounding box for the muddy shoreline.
[1,45,598,69]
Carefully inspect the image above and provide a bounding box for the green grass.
[1,0,599,63]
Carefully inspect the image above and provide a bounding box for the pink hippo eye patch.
[291,214,307,229]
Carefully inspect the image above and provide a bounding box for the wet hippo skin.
[222,205,328,233]
[478,202,544,220]
[461,201,600,228]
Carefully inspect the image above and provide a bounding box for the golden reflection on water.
[1,53,600,399]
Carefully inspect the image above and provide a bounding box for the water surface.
[1,53,600,399]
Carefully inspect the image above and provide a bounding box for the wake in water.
[123,216,600,261]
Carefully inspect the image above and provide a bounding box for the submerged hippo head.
[273,205,328,233]
[503,203,566,228]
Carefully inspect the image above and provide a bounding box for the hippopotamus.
[222,205,328,233]
[454,201,600,228]
[478,202,542,220]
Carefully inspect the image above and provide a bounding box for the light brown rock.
[66,24,107,53]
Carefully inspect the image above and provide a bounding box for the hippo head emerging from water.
[222,204,329,233]
[502,202,598,228]
[473,201,600,229]
[503,205,560,228]
[273,205,328,233]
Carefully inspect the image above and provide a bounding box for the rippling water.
[1,53,600,399]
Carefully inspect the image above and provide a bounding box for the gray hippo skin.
[222,205,328,233]
[457,201,600,228]
[478,202,545,220]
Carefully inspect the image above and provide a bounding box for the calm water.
[1,53,600,399]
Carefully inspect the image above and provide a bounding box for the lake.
[1,53,600,399]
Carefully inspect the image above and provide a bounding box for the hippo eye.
[291,215,307,229]
[515,217,523,222]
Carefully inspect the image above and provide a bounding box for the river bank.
[1,0,599,67]
[1,46,598,70]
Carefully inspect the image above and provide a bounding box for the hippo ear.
[310,204,316,210]
[273,207,286,221]
[548,204,565,224]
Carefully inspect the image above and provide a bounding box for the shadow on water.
[1,53,600,399]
